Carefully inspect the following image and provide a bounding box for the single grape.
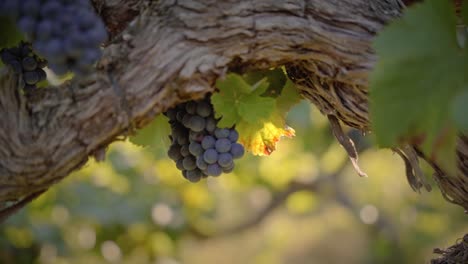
[177,134,188,145]
[196,101,212,117]
[203,149,218,164]
[182,113,193,128]
[176,159,184,170]
[230,143,245,159]
[180,145,190,157]
[189,130,204,142]
[167,144,182,160]
[222,163,235,173]
[228,129,239,142]
[196,156,208,170]
[188,116,205,132]
[201,136,216,150]
[189,142,203,156]
[176,111,184,122]
[205,117,217,132]
[214,128,230,138]
[206,163,222,177]
[185,101,197,114]
[217,153,233,168]
[215,138,231,153]
[186,169,202,182]
[183,156,197,170]
[23,71,39,85]
[21,56,37,71]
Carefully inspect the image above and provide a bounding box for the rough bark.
[0,0,466,220]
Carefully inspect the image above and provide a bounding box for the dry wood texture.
[0,0,467,220]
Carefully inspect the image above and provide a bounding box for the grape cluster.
[0,42,47,90]
[0,0,107,76]
[164,97,245,182]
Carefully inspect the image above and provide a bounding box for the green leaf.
[370,0,466,173]
[243,68,287,97]
[129,114,171,150]
[216,73,251,94]
[452,88,468,133]
[276,79,302,114]
[237,94,275,124]
[214,72,301,155]
[250,78,270,96]
[211,73,251,127]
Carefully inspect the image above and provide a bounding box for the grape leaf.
[213,71,302,156]
[237,79,302,156]
[237,120,295,156]
[237,94,275,124]
[243,68,287,97]
[211,74,250,127]
[370,0,467,174]
[129,114,171,152]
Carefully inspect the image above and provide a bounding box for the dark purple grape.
[228,129,239,142]
[189,131,204,142]
[230,143,245,159]
[182,113,193,128]
[23,71,39,85]
[180,145,190,157]
[196,101,212,117]
[183,156,197,170]
[203,149,218,164]
[196,156,208,170]
[215,138,231,153]
[177,134,188,145]
[22,56,37,71]
[205,117,217,132]
[186,169,202,182]
[188,116,205,132]
[168,144,182,161]
[176,111,185,122]
[185,101,197,114]
[189,142,203,156]
[218,153,233,168]
[214,128,230,138]
[201,136,216,150]
[176,159,184,170]
[222,163,235,173]
[206,164,222,177]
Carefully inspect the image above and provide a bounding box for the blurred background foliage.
[1,101,466,264]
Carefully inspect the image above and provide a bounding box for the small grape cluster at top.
[164,97,245,182]
[0,42,47,91]
[0,0,107,76]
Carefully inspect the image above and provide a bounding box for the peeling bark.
[0,0,466,221]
